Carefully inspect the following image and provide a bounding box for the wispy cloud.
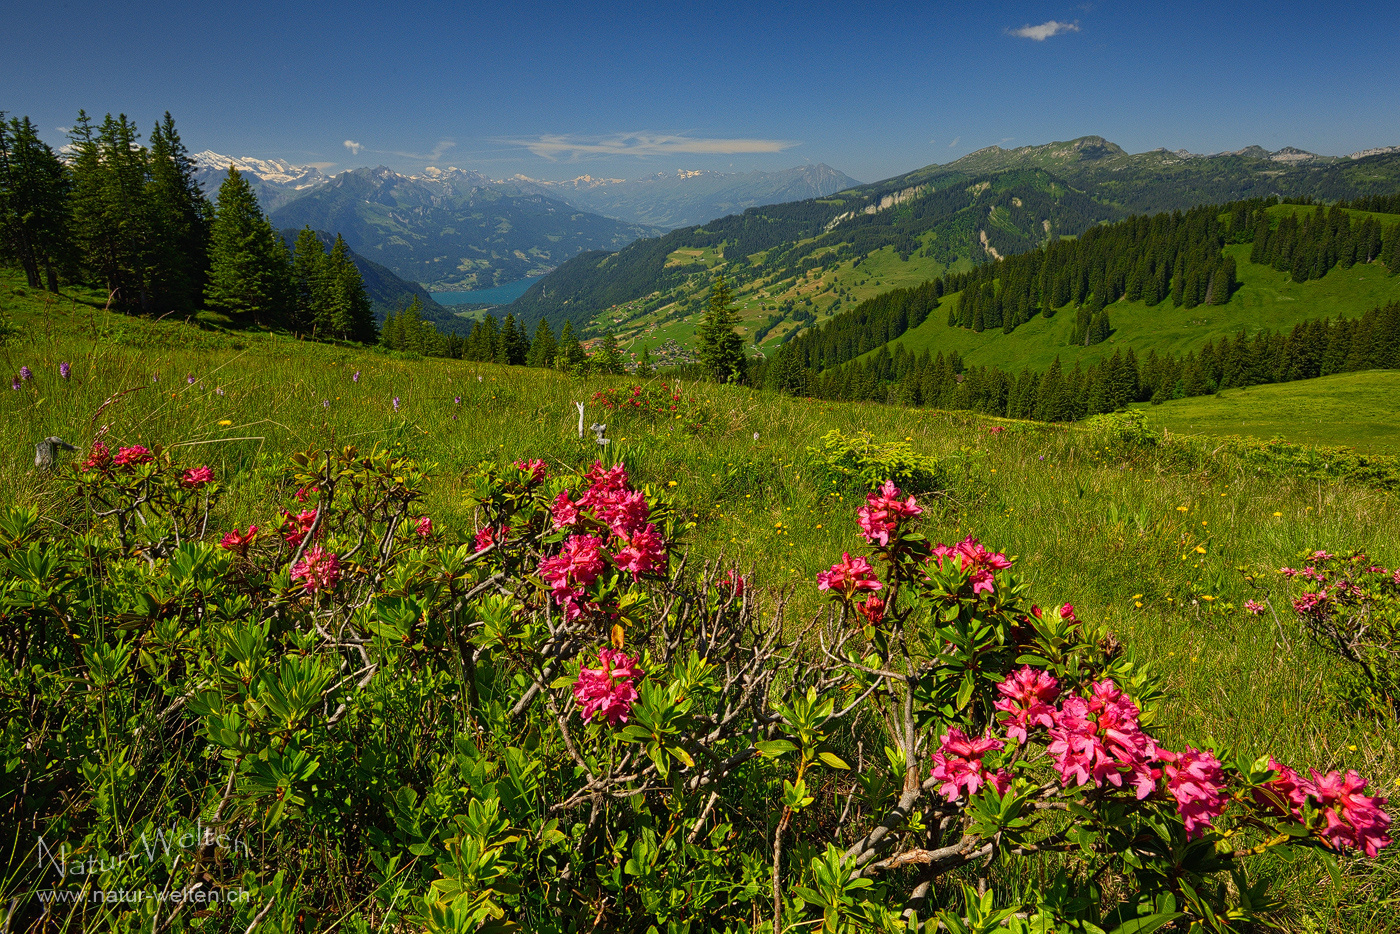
[380,139,457,162]
[948,137,961,148]
[307,162,337,170]
[501,132,800,161]
[343,140,363,155]
[1008,20,1080,40]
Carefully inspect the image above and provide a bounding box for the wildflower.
[856,480,922,547]
[613,524,667,580]
[322,399,330,408]
[186,374,196,385]
[550,492,581,529]
[20,366,32,381]
[294,487,312,503]
[59,362,71,379]
[1308,769,1392,857]
[290,545,341,593]
[513,458,547,483]
[180,466,214,488]
[995,666,1060,743]
[720,569,746,598]
[352,371,360,383]
[1293,591,1331,618]
[539,535,608,620]
[1310,550,1335,563]
[10,376,18,390]
[856,595,885,624]
[152,374,158,382]
[280,508,319,546]
[573,648,643,725]
[82,441,112,471]
[1255,758,1313,818]
[473,525,496,551]
[219,525,258,555]
[218,418,232,426]
[454,395,461,404]
[1160,746,1230,839]
[929,727,1007,801]
[1244,599,1265,615]
[392,396,400,412]
[112,445,154,468]
[1047,680,1158,798]
[215,387,225,396]
[414,516,432,538]
[817,552,883,596]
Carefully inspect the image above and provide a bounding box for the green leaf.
[818,751,851,770]
[1106,913,1183,934]
[754,739,797,759]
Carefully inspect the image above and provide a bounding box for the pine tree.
[290,227,329,334]
[498,314,530,365]
[526,318,557,367]
[596,331,625,375]
[0,114,71,291]
[323,235,375,342]
[144,113,211,312]
[696,276,746,383]
[68,112,153,308]
[559,320,587,372]
[205,167,292,326]
[636,345,655,378]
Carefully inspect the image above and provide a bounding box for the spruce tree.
[205,167,293,326]
[145,113,211,312]
[526,318,557,367]
[559,320,586,372]
[0,114,71,291]
[596,331,625,375]
[696,276,746,383]
[68,112,153,308]
[636,345,654,378]
[290,227,329,334]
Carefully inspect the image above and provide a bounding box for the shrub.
[0,447,1391,931]
[807,429,950,495]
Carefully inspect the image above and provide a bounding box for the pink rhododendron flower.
[181,466,214,488]
[1244,600,1265,615]
[720,569,745,598]
[112,445,153,468]
[1160,746,1229,839]
[856,595,885,624]
[1308,769,1392,857]
[1047,680,1158,798]
[573,648,643,725]
[551,492,580,529]
[994,666,1060,744]
[929,727,1005,801]
[817,553,882,596]
[294,487,311,503]
[539,535,608,620]
[613,524,667,581]
[856,480,922,547]
[1293,591,1331,618]
[1254,757,1313,818]
[220,525,258,555]
[473,526,496,551]
[1059,603,1079,624]
[291,545,341,592]
[415,515,432,538]
[82,441,112,471]
[514,458,547,483]
[280,508,319,547]
[1280,567,1298,578]
[1310,550,1335,563]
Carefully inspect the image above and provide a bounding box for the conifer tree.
[559,320,587,372]
[0,114,71,291]
[205,166,293,326]
[68,112,153,308]
[322,234,376,342]
[145,113,211,312]
[596,331,626,375]
[696,276,746,383]
[290,226,329,334]
[526,318,557,367]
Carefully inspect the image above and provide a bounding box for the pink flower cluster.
[573,648,642,725]
[280,508,319,547]
[82,441,112,471]
[219,525,258,555]
[856,480,922,548]
[1047,679,1160,799]
[817,553,882,596]
[181,466,214,489]
[930,536,1012,596]
[112,445,153,469]
[539,463,669,621]
[291,545,341,592]
[414,515,432,538]
[473,526,498,552]
[1159,747,1229,838]
[514,458,547,484]
[1257,759,1392,857]
[994,665,1060,744]
[929,728,1010,801]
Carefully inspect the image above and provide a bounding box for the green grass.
[5,270,1400,928]
[863,245,1400,372]
[1133,370,1400,453]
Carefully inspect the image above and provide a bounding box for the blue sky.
[5,0,1399,184]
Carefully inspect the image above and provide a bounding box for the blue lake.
[434,276,543,306]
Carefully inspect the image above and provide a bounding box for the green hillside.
[1134,370,1400,452]
[867,241,1400,373]
[508,137,1400,351]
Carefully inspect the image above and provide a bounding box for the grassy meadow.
[5,269,1400,929]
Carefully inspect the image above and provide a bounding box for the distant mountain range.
[193,153,861,292]
[504,164,862,229]
[506,135,1400,339]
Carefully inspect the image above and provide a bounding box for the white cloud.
[343,140,363,155]
[307,162,337,170]
[1008,20,1080,40]
[948,137,961,148]
[501,132,799,161]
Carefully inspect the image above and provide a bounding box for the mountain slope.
[269,167,660,291]
[508,164,862,229]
